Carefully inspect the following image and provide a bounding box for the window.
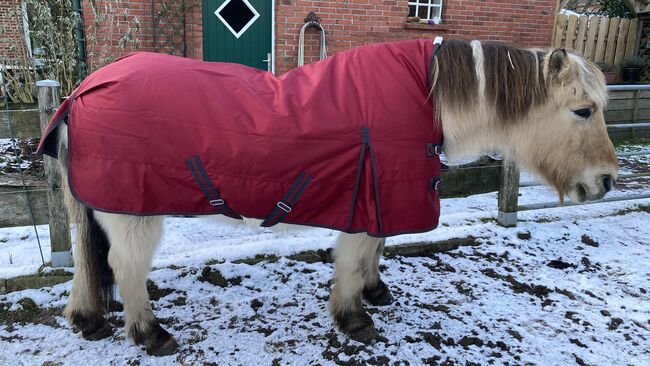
[408,0,443,23]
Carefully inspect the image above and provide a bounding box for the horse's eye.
[573,108,592,119]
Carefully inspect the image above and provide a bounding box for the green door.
[203,0,272,70]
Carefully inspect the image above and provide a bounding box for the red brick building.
[1,0,558,75]
[0,0,24,60]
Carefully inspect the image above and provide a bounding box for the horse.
[38,38,618,356]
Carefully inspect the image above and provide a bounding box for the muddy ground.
[1,212,649,365]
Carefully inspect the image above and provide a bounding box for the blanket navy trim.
[368,139,383,233]
[347,129,368,230]
[346,125,383,232]
[186,156,242,219]
[261,171,313,227]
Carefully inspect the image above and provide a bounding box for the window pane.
[418,6,428,18]
[408,5,416,17]
[418,0,429,3]
[432,0,442,4]
[431,7,441,19]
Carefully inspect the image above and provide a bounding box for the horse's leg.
[94,212,177,356]
[63,208,114,341]
[362,238,393,306]
[330,232,387,342]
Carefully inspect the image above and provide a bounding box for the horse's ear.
[547,48,569,79]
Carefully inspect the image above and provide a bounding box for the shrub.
[621,56,646,69]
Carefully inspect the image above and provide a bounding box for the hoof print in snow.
[570,338,587,348]
[580,235,600,247]
[574,354,589,366]
[146,280,174,301]
[507,329,523,342]
[516,231,531,240]
[198,267,242,287]
[547,259,576,270]
[250,299,263,311]
[608,318,623,331]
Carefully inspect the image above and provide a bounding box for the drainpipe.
[72,0,87,78]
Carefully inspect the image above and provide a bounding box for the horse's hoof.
[349,324,381,343]
[82,319,114,341]
[131,320,178,356]
[333,309,380,343]
[363,280,393,306]
[70,312,113,341]
[147,337,179,357]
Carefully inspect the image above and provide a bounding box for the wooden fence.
[553,13,638,64]
[606,85,650,138]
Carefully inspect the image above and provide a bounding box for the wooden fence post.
[497,158,520,227]
[37,80,72,267]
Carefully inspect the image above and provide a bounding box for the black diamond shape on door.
[216,0,259,38]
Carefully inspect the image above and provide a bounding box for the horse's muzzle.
[572,174,616,203]
[602,174,615,193]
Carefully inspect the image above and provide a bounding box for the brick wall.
[1,0,556,74]
[0,0,24,60]
[275,0,557,73]
[81,0,202,71]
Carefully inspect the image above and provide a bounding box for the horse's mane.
[430,39,549,122]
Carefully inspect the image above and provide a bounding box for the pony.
[43,39,618,356]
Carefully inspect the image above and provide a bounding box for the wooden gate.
[553,13,639,64]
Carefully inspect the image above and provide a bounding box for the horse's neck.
[441,108,505,162]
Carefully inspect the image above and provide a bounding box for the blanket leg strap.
[186,156,242,219]
[261,171,312,227]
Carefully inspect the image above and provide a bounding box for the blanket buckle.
[277,201,292,213]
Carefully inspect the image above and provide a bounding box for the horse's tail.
[57,125,114,317]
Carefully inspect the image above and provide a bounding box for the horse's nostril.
[602,175,613,193]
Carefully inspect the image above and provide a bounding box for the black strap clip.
[261,171,312,227]
[426,143,442,157]
[429,177,441,191]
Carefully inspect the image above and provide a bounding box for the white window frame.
[20,1,33,58]
[408,0,443,22]
[214,0,260,39]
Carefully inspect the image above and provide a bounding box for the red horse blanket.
[38,39,442,237]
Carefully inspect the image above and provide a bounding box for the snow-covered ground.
[0,148,649,365]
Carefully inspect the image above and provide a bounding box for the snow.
[560,9,582,17]
[0,150,649,364]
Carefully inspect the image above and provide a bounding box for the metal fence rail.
[496,84,650,226]
[497,137,650,227]
[519,149,650,188]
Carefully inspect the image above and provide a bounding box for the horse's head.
[513,48,618,202]
[432,41,618,203]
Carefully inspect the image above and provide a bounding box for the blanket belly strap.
[186,156,242,219]
[261,171,313,227]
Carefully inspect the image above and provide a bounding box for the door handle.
[262,52,271,72]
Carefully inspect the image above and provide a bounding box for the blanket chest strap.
[261,171,313,227]
[186,156,242,219]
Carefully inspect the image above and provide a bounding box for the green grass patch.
[612,204,650,216]
[612,136,650,149]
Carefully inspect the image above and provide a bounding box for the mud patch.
[198,267,242,287]
[0,298,62,328]
[146,280,174,301]
[580,235,600,247]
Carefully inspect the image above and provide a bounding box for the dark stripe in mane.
[432,40,548,122]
